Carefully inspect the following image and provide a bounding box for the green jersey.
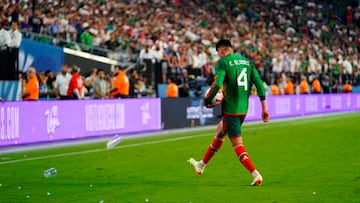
[205,53,265,115]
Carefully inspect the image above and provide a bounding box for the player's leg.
[201,120,225,164]
[227,116,263,186]
[188,120,225,175]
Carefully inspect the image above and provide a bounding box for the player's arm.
[204,60,225,107]
[261,100,269,123]
[250,62,265,100]
[250,62,269,122]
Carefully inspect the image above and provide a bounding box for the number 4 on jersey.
[237,68,248,91]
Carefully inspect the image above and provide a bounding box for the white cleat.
[187,158,205,175]
[251,173,263,186]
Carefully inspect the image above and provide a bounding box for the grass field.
[0,112,360,203]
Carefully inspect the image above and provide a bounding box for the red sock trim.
[234,145,256,173]
[202,136,224,164]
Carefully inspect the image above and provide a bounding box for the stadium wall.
[161,94,360,129]
[0,98,161,147]
[161,98,222,129]
[246,94,360,121]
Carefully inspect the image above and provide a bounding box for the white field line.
[0,132,212,165]
[0,112,357,165]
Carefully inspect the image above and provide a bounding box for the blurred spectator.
[138,75,151,97]
[166,76,178,98]
[165,44,180,79]
[299,76,309,94]
[110,65,129,98]
[331,80,339,93]
[80,26,92,52]
[38,71,48,99]
[29,9,43,34]
[104,32,120,51]
[8,22,22,80]
[7,4,20,24]
[321,75,331,94]
[198,45,209,77]
[8,22,22,48]
[67,65,85,99]
[85,68,98,96]
[153,43,164,62]
[22,67,39,101]
[139,44,155,61]
[342,56,353,82]
[49,19,62,38]
[343,80,352,93]
[45,69,56,94]
[284,77,295,95]
[177,68,190,97]
[92,69,108,99]
[312,76,321,94]
[129,69,141,98]
[54,65,72,100]
[271,81,280,95]
[0,21,11,47]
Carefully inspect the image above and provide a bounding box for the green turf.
[0,112,360,203]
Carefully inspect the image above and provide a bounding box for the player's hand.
[204,99,214,108]
[262,110,269,123]
[205,104,215,108]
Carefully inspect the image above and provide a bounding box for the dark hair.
[169,76,176,83]
[115,65,124,70]
[216,39,232,51]
[45,69,52,75]
[97,68,105,74]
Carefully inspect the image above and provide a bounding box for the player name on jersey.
[228,59,250,66]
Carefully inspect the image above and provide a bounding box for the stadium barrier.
[1,93,359,147]
[161,97,222,129]
[0,98,161,147]
[246,93,360,121]
[161,94,360,130]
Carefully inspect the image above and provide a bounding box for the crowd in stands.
[1,0,359,99]
[19,64,151,101]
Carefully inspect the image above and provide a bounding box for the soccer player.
[188,39,269,186]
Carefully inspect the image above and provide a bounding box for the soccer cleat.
[187,158,205,175]
[251,173,263,186]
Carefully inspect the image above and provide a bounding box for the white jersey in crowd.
[0,28,11,47]
[139,48,155,60]
[8,29,22,48]
[55,72,72,96]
